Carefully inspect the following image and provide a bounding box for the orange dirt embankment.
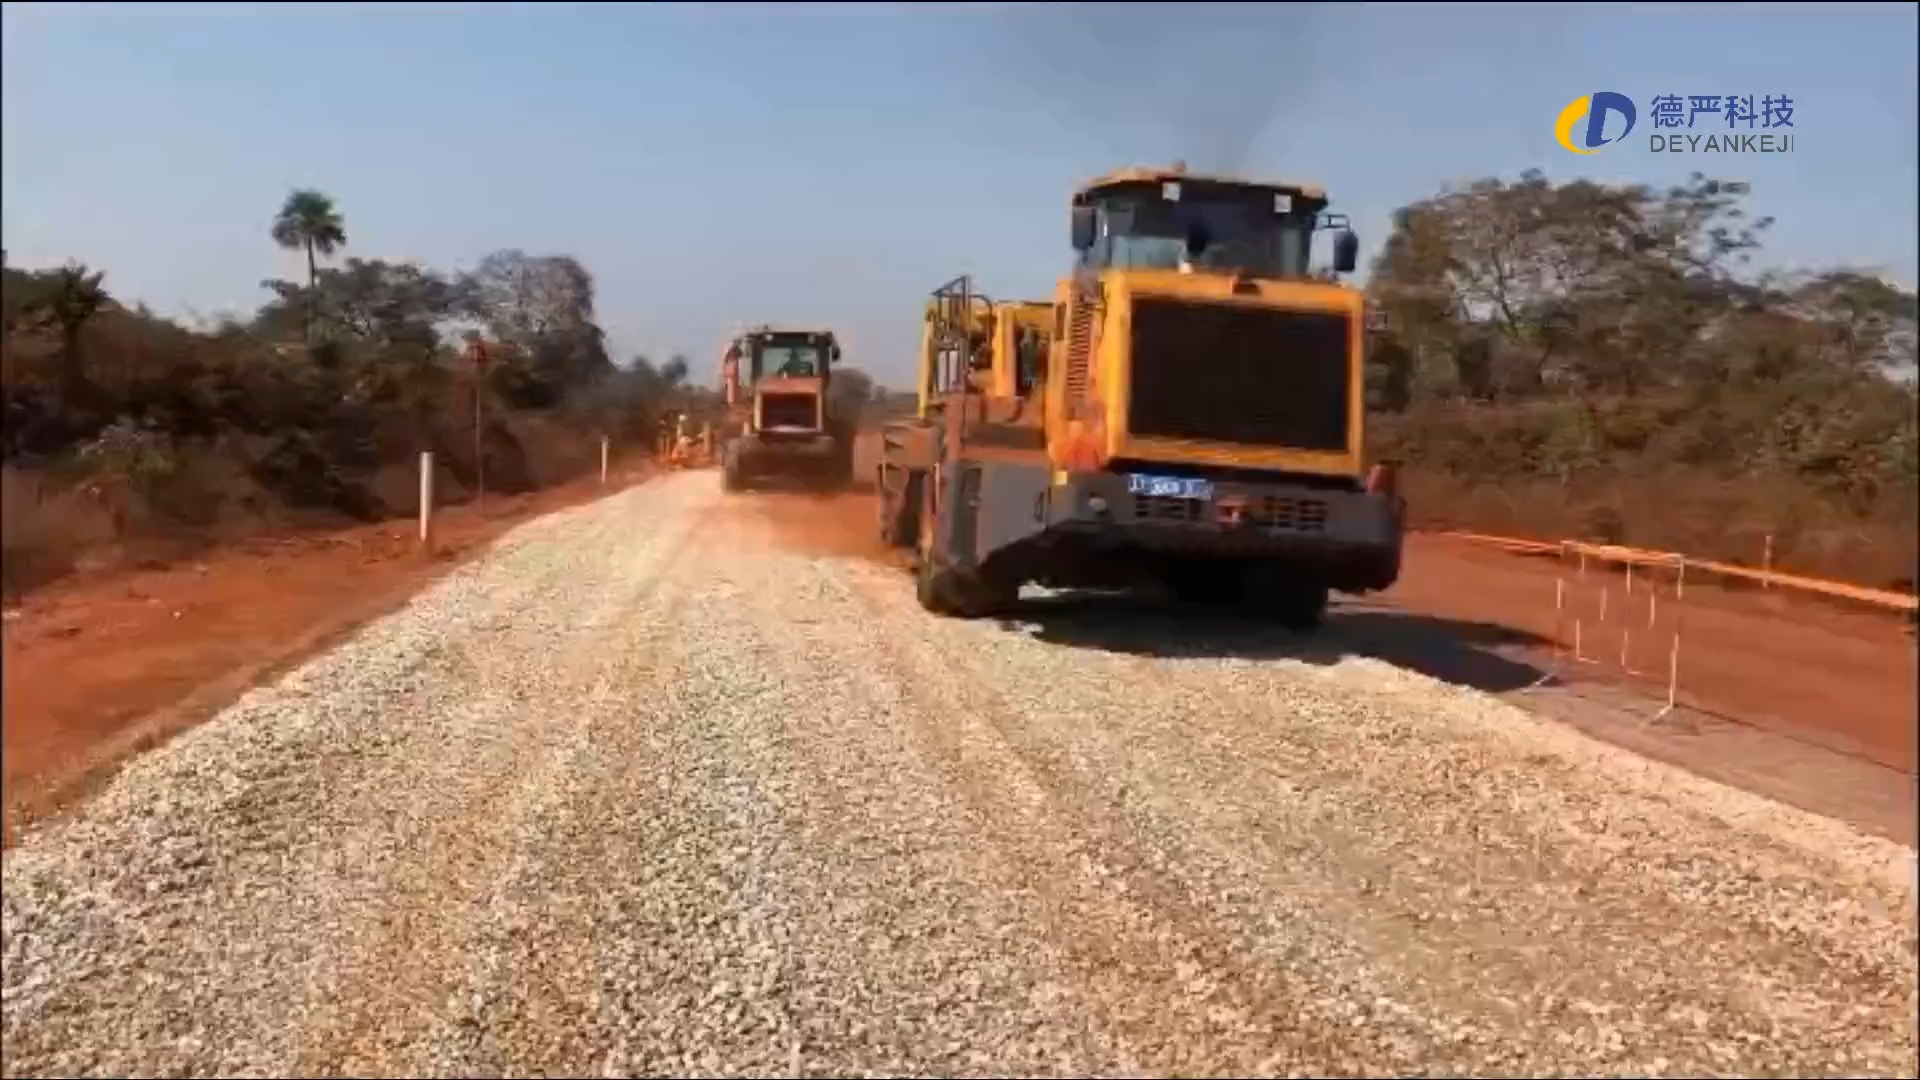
[2,460,657,846]
[1394,537,1917,775]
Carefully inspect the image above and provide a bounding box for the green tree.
[261,258,453,351]
[456,250,611,407]
[39,263,107,403]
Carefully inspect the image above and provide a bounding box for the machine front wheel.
[913,475,1016,618]
[720,442,748,493]
[1268,580,1329,632]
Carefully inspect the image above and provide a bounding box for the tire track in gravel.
[739,489,1910,1076]
[5,472,1915,1079]
[1,478,716,1078]
[2,539,586,1076]
[720,494,1445,1075]
[1107,639,1919,1073]
[819,540,1916,1075]
[583,495,1106,1076]
[819,559,1457,1076]
[388,483,1072,1077]
[292,479,722,1075]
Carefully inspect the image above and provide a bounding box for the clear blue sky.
[4,2,1915,388]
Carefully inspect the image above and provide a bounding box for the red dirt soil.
[1397,538,1917,774]
[1,460,656,846]
[1394,538,1916,845]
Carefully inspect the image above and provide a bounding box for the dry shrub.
[1,467,119,598]
[1397,463,1918,589]
[2,428,293,599]
[363,461,429,517]
[496,413,600,491]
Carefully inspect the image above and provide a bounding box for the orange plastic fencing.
[1440,531,1916,614]
[1530,541,1687,720]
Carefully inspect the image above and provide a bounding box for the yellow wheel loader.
[717,326,857,493]
[875,164,1405,630]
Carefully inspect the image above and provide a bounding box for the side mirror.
[1333,229,1360,274]
[1070,206,1096,252]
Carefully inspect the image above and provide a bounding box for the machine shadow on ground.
[1002,593,1551,694]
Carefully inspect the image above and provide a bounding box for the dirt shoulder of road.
[1388,537,1917,846]
[1,459,658,846]
[1396,537,1917,769]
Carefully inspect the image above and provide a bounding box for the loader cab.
[736,327,843,437]
[1068,168,1359,280]
[743,329,841,384]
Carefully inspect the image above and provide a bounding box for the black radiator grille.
[1126,298,1351,452]
[759,392,818,430]
[1132,492,1329,533]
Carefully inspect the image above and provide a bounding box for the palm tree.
[270,189,346,341]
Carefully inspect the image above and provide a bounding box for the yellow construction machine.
[658,410,716,470]
[716,325,857,492]
[875,163,1404,628]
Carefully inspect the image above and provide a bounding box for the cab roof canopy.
[741,325,838,341]
[1072,162,1327,206]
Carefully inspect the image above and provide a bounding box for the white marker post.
[418,450,435,552]
[601,435,610,485]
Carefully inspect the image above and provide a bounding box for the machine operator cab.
[728,325,845,438]
[735,326,842,384]
[1067,163,1360,281]
[757,335,833,380]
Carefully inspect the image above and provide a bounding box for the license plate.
[1127,473,1214,501]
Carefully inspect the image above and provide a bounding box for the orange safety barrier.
[1440,531,1915,614]
[1533,541,1687,720]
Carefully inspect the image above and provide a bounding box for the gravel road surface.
[4,472,1915,1078]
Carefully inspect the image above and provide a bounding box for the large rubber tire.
[913,478,1016,619]
[830,439,856,490]
[878,469,924,549]
[897,472,923,550]
[914,477,959,614]
[918,561,1015,619]
[1270,581,1330,633]
[721,442,746,493]
[877,467,897,544]
[1162,563,1244,608]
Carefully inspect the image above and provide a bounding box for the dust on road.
[4,471,1914,1078]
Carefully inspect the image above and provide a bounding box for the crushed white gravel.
[4,471,1915,1078]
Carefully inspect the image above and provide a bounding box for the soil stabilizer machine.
[876,163,1405,629]
[717,325,857,492]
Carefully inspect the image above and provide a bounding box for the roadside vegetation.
[1365,171,1917,587]
[0,190,752,597]
[3,173,1913,597]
